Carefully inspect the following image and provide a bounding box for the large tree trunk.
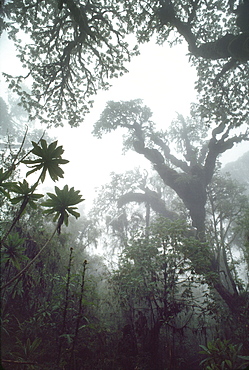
[154,162,207,238]
[144,320,163,370]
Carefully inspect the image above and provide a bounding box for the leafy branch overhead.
[156,0,249,61]
[1,0,248,127]
[155,0,249,126]
[1,0,138,126]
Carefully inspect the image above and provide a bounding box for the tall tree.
[93,99,249,314]
[206,174,249,295]
[93,100,248,237]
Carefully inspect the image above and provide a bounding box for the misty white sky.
[0,32,248,210]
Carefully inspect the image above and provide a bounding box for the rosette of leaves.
[199,339,249,370]
[1,180,44,244]
[10,179,44,210]
[1,186,84,289]
[22,139,69,183]
[42,185,84,233]
[2,233,28,270]
[0,168,16,198]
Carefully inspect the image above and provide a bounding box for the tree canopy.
[1,0,248,127]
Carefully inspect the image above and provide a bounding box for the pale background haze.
[0,33,248,209]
